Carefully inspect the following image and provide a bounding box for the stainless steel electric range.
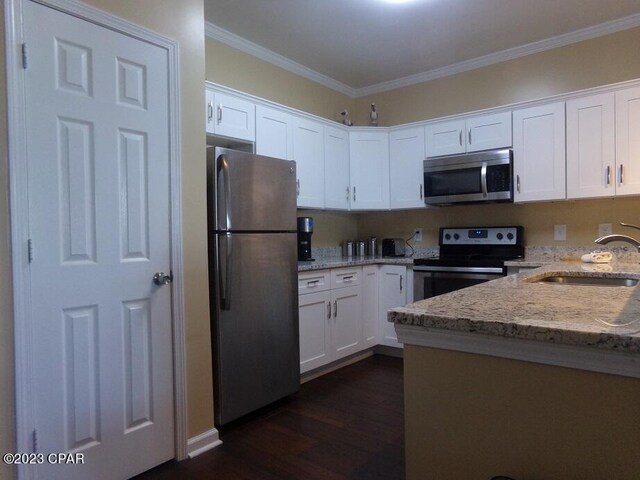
[413,226,524,301]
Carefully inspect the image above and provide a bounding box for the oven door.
[413,266,504,301]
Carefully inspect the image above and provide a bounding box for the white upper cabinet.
[567,93,615,199]
[615,86,640,196]
[512,102,566,202]
[389,126,425,209]
[425,111,512,157]
[255,104,294,160]
[349,130,390,210]
[424,119,465,157]
[205,89,255,142]
[324,125,350,210]
[293,116,325,208]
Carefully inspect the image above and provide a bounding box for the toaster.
[382,238,406,257]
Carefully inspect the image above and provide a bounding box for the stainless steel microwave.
[423,148,513,206]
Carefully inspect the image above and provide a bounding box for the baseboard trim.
[301,350,374,383]
[187,428,223,458]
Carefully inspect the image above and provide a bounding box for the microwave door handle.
[480,162,488,197]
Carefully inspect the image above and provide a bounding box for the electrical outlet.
[554,224,567,241]
[413,228,423,242]
[598,223,613,237]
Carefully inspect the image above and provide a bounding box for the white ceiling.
[204,0,640,96]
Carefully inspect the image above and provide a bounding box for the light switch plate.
[598,223,613,237]
[413,228,423,242]
[554,224,567,241]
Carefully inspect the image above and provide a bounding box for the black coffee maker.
[297,217,314,261]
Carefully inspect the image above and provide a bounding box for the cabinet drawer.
[331,266,362,289]
[298,270,331,294]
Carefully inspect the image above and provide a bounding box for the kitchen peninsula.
[390,262,640,480]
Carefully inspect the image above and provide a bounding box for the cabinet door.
[256,105,293,160]
[361,265,379,348]
[349,131,390,210]
[299,291,332,374]
[293,117,325,208]
[425,119,465,157]
[324,126,350,210]
[615,86,640,196]
[513,103,566,202]
[213,92,255,142]
[205,89,215,134]
[466,111,512,152]
[389,127,425,209]
[567,93,615,199]
[379,265,406,348]
[331,285,362,361]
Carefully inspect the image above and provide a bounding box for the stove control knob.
[507,232,514,240]
[444,233,451,240]
[453,233,460,240]
[496,233,504,240]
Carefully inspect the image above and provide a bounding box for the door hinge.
[21,43,27,69]
[27,238,33,263]
[32,429,38,453]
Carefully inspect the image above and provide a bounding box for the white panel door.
[379,265,406,348]
[293,117,325,208]
[349,130,390,210]
[513,103,566,202]
[425,119,465,157]
[389,127,426,209]
[567,93,616,199]
[212,92,255,142]
[616,86,640,196]
[256,105,293,160]
[324,126,350,210]
[466,111,512,152]
[361,265,379,348]
[299,291,332,373]
[331,286,362,361]
[25,2,174,479]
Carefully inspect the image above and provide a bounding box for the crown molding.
[206,12,640,99]
[205,22,357,97]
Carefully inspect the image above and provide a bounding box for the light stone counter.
[389,261,640,354]
[298,255,414,272]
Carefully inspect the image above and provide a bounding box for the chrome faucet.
[594,222,640,252]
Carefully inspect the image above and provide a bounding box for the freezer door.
[210,232,299,425]
[209,147,297,232]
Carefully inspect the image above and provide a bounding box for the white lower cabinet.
[361,265,379,348]
[379,265,407,348]
[299,290,332,373]
[331,286,362,361]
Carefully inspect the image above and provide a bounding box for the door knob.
[153,272,173,286]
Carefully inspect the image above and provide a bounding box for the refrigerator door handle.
[218,233,232,310]
[217,153,232,230]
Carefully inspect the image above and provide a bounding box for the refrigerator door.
[210,232,299,426]
[209,147,297,232]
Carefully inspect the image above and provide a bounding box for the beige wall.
[353,26,640,126]
[298,210,357,247]
[0,2,212,474]
[0,5,17,480]
[404,346,640,479]
[206,38,355,122]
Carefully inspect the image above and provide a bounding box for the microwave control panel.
[440,227,522,245]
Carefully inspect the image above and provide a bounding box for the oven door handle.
[413,265,504,274]
[481,162,488,197]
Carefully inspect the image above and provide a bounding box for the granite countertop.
[298,255,414,272]
[389,261,640,353]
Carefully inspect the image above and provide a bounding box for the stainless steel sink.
[532,275,639,287]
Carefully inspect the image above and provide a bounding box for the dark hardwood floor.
[135,355,404,480]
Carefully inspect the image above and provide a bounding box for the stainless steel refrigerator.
[207,147,300,426]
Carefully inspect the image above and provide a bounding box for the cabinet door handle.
[619,164,624,185]
[459,130,463,146]
[419,184,423,200]
[342,275,353,282]
[327,302,331,319]
[353,186,356,202]
[297,179,300,196]
[333,300,337,318]
[468,128,472,145]
[400,276,403,292]
[307,280,319,287]
[207,102,213,121]
[346,186,350,201]
[217,104,223,123]
[516,174,521,194]
[605,165,611,186]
